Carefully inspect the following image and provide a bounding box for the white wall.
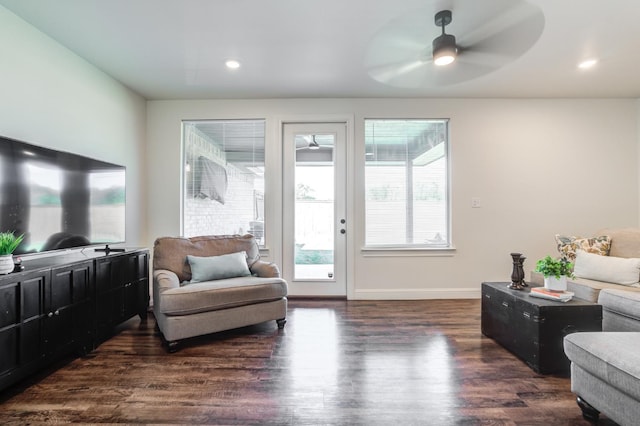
[5,5,636,300]
[147,98,639,299]
[637,99,640,225]
[0,7,147,247]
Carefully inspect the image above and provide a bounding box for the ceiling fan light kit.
[433,34,457,66]
[433,10,457,66]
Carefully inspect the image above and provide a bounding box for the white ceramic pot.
[0,254,14,274]
[544,275,567,292]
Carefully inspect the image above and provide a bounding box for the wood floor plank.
[0,299,619,425]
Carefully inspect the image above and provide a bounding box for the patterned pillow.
[555,234,611,261]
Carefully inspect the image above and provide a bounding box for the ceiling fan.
[365,0,545,88]
[295,135,332,150]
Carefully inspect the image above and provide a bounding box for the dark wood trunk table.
[481,282,602,374]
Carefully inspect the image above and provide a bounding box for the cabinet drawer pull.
[54,310,60,316]
[47,312,53,318]
[501,301,509,308]
[523,311,530,319]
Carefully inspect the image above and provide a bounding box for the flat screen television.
[0,135,126,256]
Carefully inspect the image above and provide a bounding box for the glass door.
[282,123,347,297]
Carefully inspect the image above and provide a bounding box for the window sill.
[360,246,456,257]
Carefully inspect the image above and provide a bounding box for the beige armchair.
[152,234,287,352]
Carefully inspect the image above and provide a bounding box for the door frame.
[277,115,354,298]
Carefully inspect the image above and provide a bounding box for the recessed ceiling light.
[225,60,241,69]
[578,59,598,69]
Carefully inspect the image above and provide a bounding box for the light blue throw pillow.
[187,251,251,283]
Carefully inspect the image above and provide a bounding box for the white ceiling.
[2,0,640,100]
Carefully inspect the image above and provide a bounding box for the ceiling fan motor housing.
[433,33,457,53]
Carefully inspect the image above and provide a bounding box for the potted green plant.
[0,232,24,274]
[534,255,575,291]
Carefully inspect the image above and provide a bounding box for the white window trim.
[362,118,453,250]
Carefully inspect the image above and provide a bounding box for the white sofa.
[534,228,640,425]
[531,228,640,330]
[564,332,640,425]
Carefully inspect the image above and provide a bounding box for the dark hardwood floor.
[0,299,617,425]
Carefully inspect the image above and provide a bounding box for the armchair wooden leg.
[166,340,180,353]
[276,318,287,329]
[577,396,600,422]
[157,328,180,353]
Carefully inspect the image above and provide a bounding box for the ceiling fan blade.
[365,36,428,65]
[365,0,544,88]
[454,49,510,68]
[458,4,544,64]
[364,10,432,77]
[457,2,543,54]
[423,60,496,87]
[367,59,430,85]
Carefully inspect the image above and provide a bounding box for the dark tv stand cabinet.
[0,248,149,393]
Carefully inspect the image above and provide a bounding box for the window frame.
[181,119,267,246]
[362,118,452,251]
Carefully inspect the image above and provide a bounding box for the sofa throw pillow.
[555,234,611,261]
[186,251,251,283]
[573,250,640,286]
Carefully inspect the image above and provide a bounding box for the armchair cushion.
[153,234,260,282]
[187,251,251,283]
[157,273,287,316]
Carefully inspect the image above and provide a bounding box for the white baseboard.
[352,287,480,300]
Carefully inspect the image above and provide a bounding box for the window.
[182,120,265,244]
[364,119,449,247]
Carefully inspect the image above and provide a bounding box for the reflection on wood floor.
[0,299,617,425]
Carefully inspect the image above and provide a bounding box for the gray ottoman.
[563,332,640,425]
[598,289,640,331]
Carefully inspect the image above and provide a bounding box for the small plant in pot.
[534,255,575,291]
[0,232,24,274]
